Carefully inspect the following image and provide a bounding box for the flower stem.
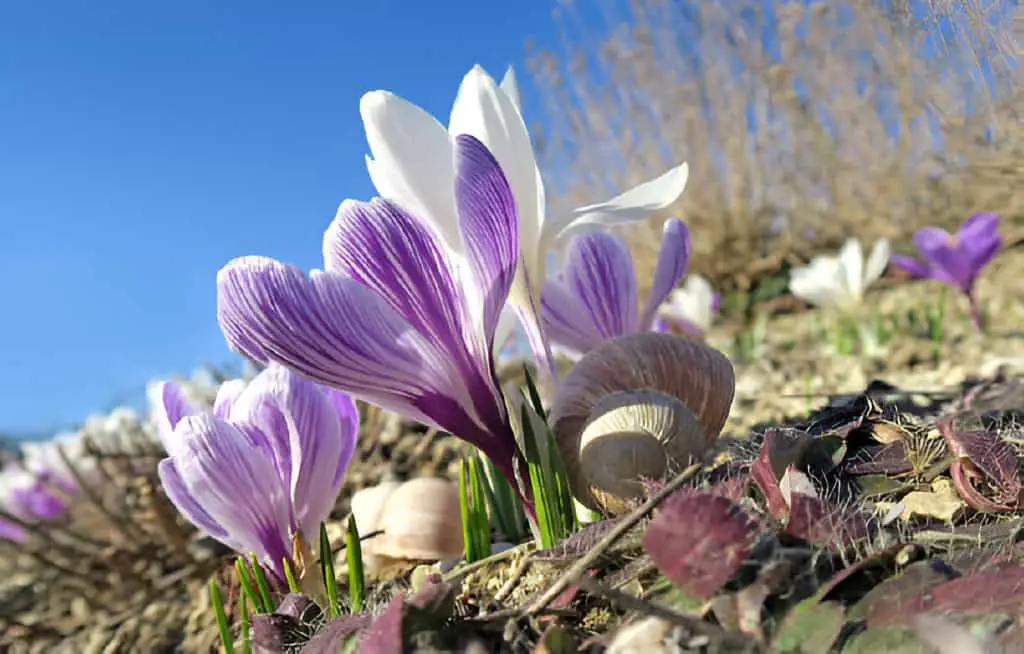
[968,293,983,332]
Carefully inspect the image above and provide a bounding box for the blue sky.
[0,0,562,435]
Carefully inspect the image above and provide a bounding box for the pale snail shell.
[551,332,735,514]
[349,477,464,575]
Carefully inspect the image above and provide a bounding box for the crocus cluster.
[215,65,689,509]
[540,219,691,357]
[153,364,357,579]
[890,213,1002,330]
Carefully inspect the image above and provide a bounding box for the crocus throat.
[946,233,958,247]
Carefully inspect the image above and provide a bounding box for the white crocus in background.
[359,64,690,374]
[789,237,890,308]
[655,274,720,338]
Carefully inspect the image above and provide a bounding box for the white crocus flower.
[789,238,890,308]
[658,274,719,335]
[359,64,690,372]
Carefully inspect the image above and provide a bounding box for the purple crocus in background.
[540,219,690,357]
[0,466,69,542]
[890,213,1002,330]
[154,364,358,579]
[217,135,531,509]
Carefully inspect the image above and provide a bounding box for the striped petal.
[453,134,519,354]
[324,197,469,359]
[639,219,690,329]
[159,414,294,573]
[231,365,355,537]
[217,256,470,431]
[540,280,607,356]
[563,230,640,338]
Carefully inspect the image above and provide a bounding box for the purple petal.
[154,382,200,455]
[157,458,231,542]
[217,258,514,472]
[454,134,519,348]
[10,481,66,520]
[164,414,294,574]
[563,230,639,339]
[639,219,690,329]
[321,387,360,487]
[219,257,458,425]
[321,199,509,439]
[889,254,932,279]
[540,280,608,354]
[213,379,247,420]
[914,228,970,289]
[0,518,26,543]
[324,197,469,362]
[957,212,1000,241]
[237,365,355,538]
[958,213,1002,273]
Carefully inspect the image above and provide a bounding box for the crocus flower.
[890,213,1002,330]
[154,364,358,579]
[217,136,530,508]
[359,64,690,373]
[0,465,69,542]
[540,219,690,357]
[789,237,890,309]
[653,274,721,338]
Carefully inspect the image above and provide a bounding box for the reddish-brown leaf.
[643,490,760,599]
[937,419,1019,512]
[784,492,871,551]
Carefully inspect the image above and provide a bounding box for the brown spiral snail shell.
[550,332,735,514]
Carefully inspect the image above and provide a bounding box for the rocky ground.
[3,249,1024,653]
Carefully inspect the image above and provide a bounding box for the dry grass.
[526,0,1024,298]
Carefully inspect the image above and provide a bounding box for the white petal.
[863,238,890,288]
[448,65,545,298]
[359,91,461,254]
[789,264,844,307]
[492,304,519,359]
[545,162,689,243]
[837,238,865,299]
[499,66,521,111]
[683,274,716,330]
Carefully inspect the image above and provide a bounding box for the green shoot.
[927,287,945,364]
[238,593,251,654]
[209,578,235,654]
[478,450,527,543]
[282,557,300,594]
[520,367,577,548]
[345,516,366,613]
[248,553,275,614]
[459,456,492,562]
[319,522,339,619]
[233,558,266,614]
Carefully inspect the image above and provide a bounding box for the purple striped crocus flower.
[154,364,358,579]
[890,213,1002,330]
[540,219,691,357]
[217,135,531,508]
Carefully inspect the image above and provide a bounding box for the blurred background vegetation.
[525,0,1022,302]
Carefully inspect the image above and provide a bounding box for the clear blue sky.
[0,0,563,435]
